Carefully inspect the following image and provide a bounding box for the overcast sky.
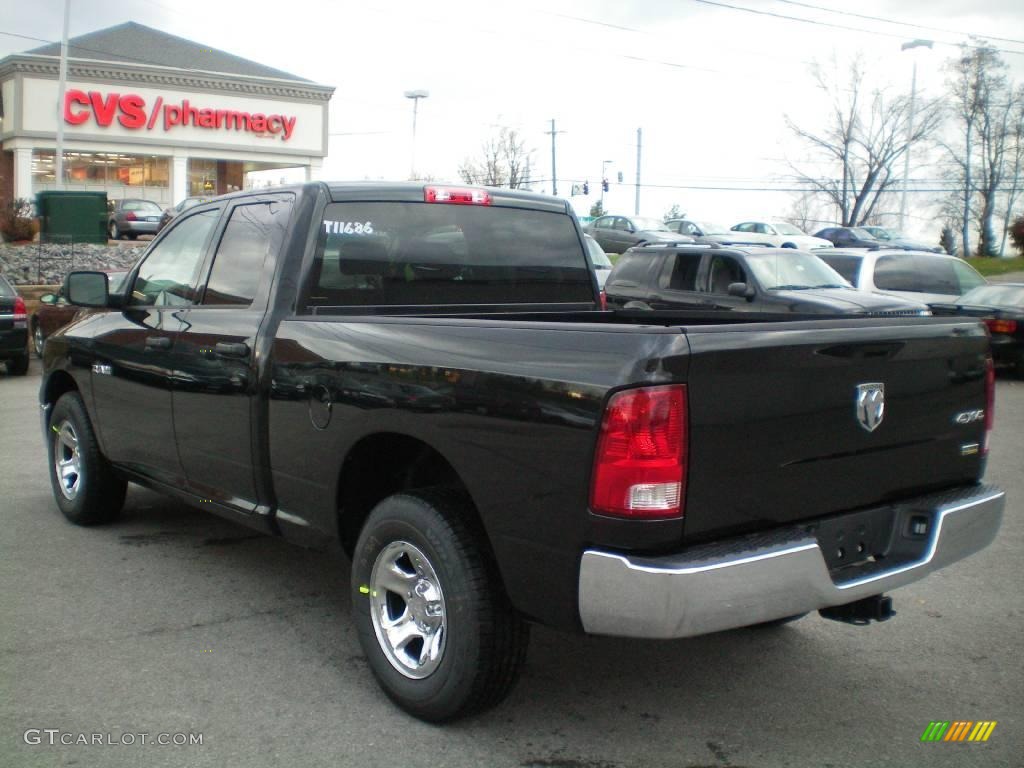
[3,0,1023,237]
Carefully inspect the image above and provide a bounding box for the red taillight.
[423,186,492,205]
[985,318,1018,334]
[983,355,994,456]
[124,211,137,221]
[599,290,607,310]
[590,385,687,519]
[13,297,26,321]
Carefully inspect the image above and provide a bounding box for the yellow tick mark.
[358,585,370,595]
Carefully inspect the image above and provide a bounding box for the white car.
[729,220,834,250]
[817,249,987,306]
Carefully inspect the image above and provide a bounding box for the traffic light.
[583,181,590,195]
[617,171,624,183]
[602,179,609,192]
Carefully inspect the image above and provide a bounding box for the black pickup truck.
[41,182,1004,722]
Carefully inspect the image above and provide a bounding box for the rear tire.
[351,489,529,722]
[781,242,797,249]
[6,353,29,376]
[33,323,45,358]
[47,392,127,525]
[109,222,121,240]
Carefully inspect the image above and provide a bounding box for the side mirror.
[39,293,57,305]
[728,282,755,299]
[64,271,110,308]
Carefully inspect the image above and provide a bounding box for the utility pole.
[404,90,429,180]
[544,119,566,196]
[634,127,643,215]
[898,39,933,233]
[54,0,71,191]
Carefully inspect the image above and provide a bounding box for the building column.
[171,154,188,205]
[305,159,323,182]
[13,147,33,202]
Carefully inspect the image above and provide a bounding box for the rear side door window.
[607,253,654,288]
[202,199,293,306]
[129,210,219,306]
[658,252,703,291]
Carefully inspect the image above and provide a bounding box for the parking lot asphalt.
[1,357,1021,768]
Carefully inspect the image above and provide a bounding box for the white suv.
[818,249,987,305]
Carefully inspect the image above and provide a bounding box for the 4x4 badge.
[856,383,885,432]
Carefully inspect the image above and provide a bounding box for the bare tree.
[458,127,533,189]
[999,86,1024,255]
[945,42,1013,256]
[786,56,944,228]
[783,191,827,233]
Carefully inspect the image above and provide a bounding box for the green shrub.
[1010,215,1024,257]
[0,198,35,242]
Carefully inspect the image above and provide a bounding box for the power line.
[772,0,1024,47]
[688,0,1024,56]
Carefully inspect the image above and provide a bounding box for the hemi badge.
[960,443,980,456]
[92,363,112,376]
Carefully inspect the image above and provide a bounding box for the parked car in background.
[0,274,29,375]
[814,226,888,249]
[583,234,613,289]
[31,271,128,357]
[666,219,781,246]
[729,221,834,250]
[860,226,944,253]
[604,245,929,316]
[158,196,210,232]
[818,249,986,306]
[108,199,163,240]
[932,283,1024,377]
[584,214,691,253]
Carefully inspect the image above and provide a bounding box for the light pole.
[404,89,429,180]
[600,160,613,210]
[898,39,933,233]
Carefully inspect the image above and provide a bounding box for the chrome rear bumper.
[578,484,1005,639]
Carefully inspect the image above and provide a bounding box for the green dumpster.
[35,191,108,245]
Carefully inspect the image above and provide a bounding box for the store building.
[0,22,333,209]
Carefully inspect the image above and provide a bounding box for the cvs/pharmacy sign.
[63,89,298,141]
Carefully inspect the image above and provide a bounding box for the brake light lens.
[599,290,607,311]
[983,355,994,456]
[123,211,137,221]
[985,318,1017,334]
[423,186,492,205]
[590,385,687,519]
[13,296,27,328]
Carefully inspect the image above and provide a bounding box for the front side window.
[951,260,986,294]
[129,210,219,306]
[705,255,747,294]
[203,199,293,306]
[305,202,592,309]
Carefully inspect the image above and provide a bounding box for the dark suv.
[604,245,930,316]
[0,274,29,375]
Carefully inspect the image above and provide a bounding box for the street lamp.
[600,160,613,209]
[404,89,429,180]
[898,39,933,233]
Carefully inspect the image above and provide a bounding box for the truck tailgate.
[681,318,990,540]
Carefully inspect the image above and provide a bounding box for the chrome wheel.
[33,325,44,357]
[53,420,82,500]
[369,540,447,679]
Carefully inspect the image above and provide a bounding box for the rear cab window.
[303,201,593,310]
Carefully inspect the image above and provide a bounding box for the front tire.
[47,392,127,525]
[352,490,529,722]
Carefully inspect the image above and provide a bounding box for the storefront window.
[32,151,169,188]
